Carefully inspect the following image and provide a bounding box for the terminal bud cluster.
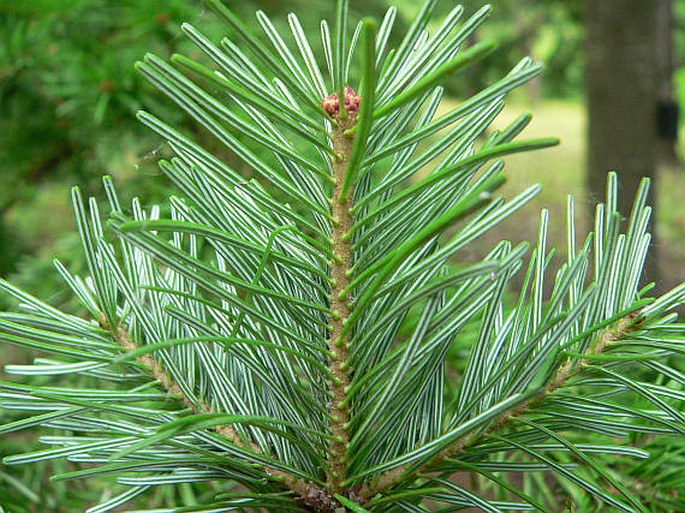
[322,86,361,117]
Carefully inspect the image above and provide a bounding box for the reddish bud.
[322,86,361,118]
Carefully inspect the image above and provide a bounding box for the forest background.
[1,0,685,510]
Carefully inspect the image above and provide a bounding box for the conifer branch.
[3,2,682,510]
[365,313,642,499]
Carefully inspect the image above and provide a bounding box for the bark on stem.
[326,112,357,493]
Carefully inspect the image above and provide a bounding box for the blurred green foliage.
[0,0,209,277]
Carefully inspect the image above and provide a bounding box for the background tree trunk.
[584,0,660,285]
[656,0,680,165]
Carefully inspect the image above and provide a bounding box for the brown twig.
[324,87,360,495]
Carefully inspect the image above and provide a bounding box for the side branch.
[101,315,331,509]
[365,313,641,498]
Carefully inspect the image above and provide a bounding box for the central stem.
[327,110,357,493]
